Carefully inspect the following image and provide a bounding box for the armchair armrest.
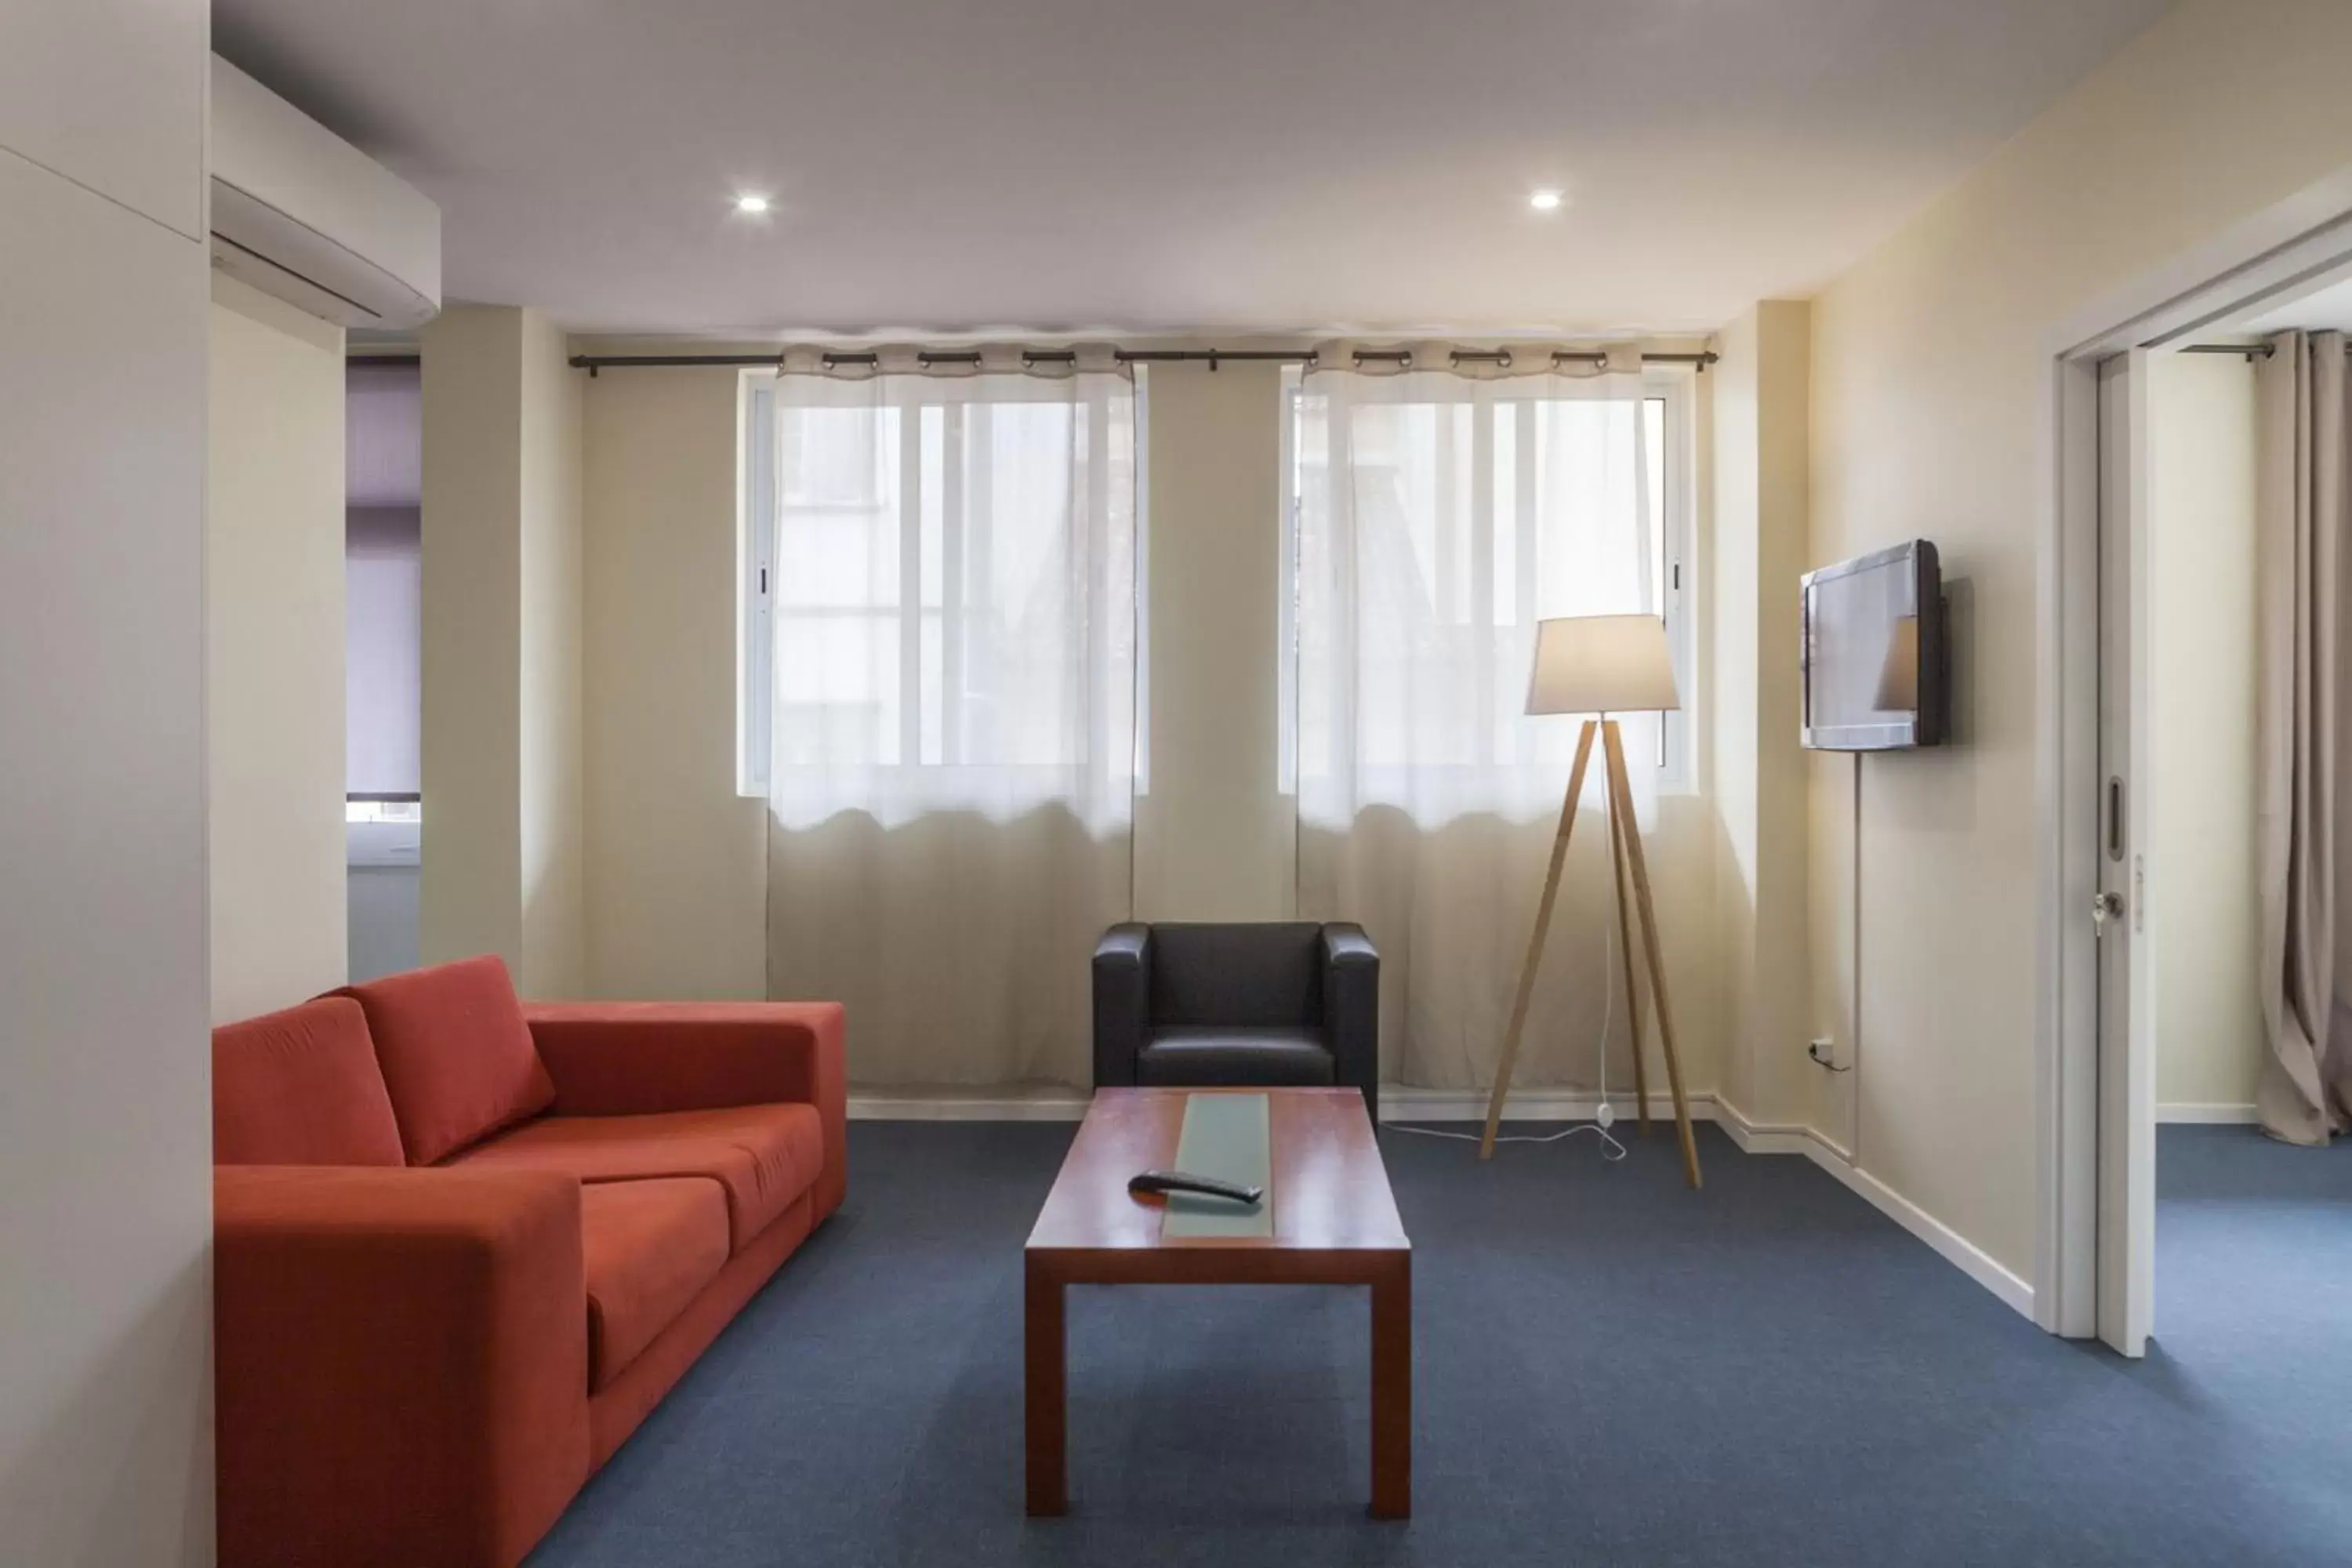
[1320,923,1381,1120]
[522,1001,847,1218]
[213,1166,588,1568]
[1092,923,1152,1090]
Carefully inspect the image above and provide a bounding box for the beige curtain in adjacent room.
[760,346,1138,1089]
[1292,343,1672,1091]
[2255,330,2352,1144]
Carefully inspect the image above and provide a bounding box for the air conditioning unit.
[208,57,441,330]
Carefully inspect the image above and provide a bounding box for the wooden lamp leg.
[1479,718,1599,1160]
[1606,779,1652,1134]
[1602,720,1702,1189]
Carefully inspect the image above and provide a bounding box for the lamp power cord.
[1386,871,1630,1163]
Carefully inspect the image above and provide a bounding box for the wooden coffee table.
[1023,1086,1411,1519]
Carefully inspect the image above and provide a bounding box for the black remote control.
[1128,1169,1264,1206]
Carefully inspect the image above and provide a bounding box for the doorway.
[346,353,423,981]
[2050,185,2352,1356]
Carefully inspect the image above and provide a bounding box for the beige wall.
[520,310,586,996]
[1710,303,1813,1127]
[422,306,525,967]
[420,304,586,995]
[2147,349,2263,1112]
[581,367,768,999]
[1806,0,2352,1280]
[207,274,349,1023]
[0,1,214,1559]
[1134,362,1295,922]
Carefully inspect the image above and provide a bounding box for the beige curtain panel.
[2255,330,2352,1144]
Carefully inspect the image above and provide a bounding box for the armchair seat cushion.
[1137,1026,1335,1087]
[453,1105,823,1252]
[579,1179,731,1392]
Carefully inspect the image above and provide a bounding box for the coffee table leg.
[1025,1258,1067,1516]
[1370,1258,1410,1519]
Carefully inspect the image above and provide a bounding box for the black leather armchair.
[1092,922,1379,1122]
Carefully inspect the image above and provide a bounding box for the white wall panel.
[0,145,212,1566]
[0,0,207,238]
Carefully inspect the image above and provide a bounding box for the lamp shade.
[1526,613,1680,715]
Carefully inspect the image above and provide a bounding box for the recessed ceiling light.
[735,193,771,215]
[1529,189,1564,212]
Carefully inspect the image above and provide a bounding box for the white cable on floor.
[1386,871,1628,1162]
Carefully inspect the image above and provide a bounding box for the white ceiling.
[215,0,2172,339]
[2243,274,2352,335]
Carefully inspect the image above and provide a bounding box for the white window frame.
[739,373,778,797]
[1279,365,1697,793]
[1653,367,1696,790]
[737,367,1145,796]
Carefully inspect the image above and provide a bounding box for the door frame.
[2038,169,2352,1345]
[2092,351,2155,1357]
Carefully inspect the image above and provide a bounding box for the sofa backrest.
[1148,922,1324,1028]
[336,956,557,1165]
[213,996,406,1167]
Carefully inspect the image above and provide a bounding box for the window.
[738,370,1139,817]
[1285,368,1695,814]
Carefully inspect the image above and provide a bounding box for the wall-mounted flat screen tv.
[1802,539,1946,751]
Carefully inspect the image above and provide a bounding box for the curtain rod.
[566,347,1719,376]
[2180,342,2275,359]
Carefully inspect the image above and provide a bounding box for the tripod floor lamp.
[1478,612,1701,1188]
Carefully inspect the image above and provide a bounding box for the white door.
[2095,351,2155,1358]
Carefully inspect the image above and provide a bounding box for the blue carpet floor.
[528,1119,2352,1566]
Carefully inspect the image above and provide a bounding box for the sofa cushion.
[1138,1026,1335,1087]
[212,997,405,1167]
[339,956,557,1166]
[578,1178,731,1392]
[453,1104,823,1252]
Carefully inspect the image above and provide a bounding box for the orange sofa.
[212,956,845,1568]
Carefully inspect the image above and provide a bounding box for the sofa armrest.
[1320,923,1381,1120]
[214,1166,589,1568]
[1092,923,1152,1090]
[523,1001,847,1218]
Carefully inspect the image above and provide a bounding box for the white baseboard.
[2158,1102,2259,1124]
[850,1084,1719,1123]
[849,1080,2038,1324]
[1800,1141,2034,1320]
[1381,1086,1715,1124]
[1708,1096,1813,1155]
[849,1090,1090,1121]
[1714,1098,2034,1322]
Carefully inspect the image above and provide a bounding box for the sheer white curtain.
[1294,347,1668,1091]
[763,348,1137,1087]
